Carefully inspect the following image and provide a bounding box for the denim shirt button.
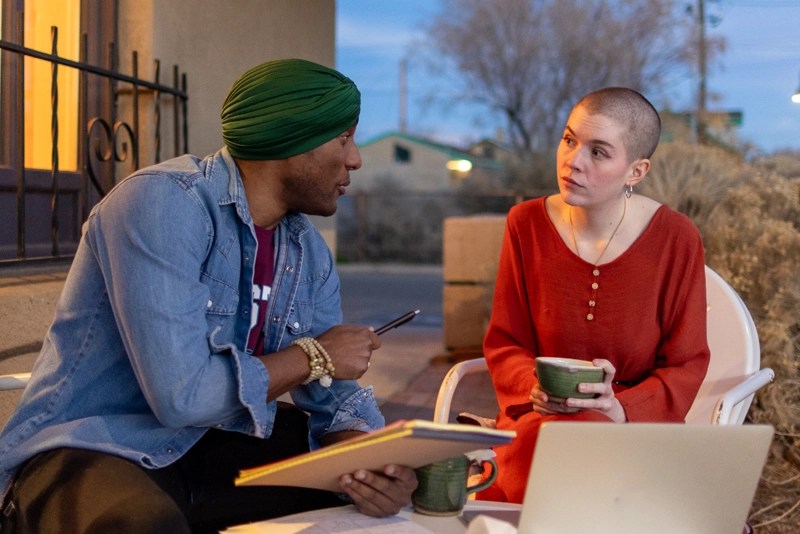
[286,266,294,273]
[166,447,174,454]
[293,321,300,329]
[207,300,212,308]
[272,316,280,323]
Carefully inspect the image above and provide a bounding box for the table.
[225,500,522,533]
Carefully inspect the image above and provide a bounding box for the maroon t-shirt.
[246,226,276,355]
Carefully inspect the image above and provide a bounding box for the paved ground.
[339,263,496,424]
[0,262,498,427]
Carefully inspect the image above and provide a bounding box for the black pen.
[375,309,421,335]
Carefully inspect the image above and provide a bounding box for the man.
[0,59,417,532]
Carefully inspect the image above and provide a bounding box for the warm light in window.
[446,159,472,172]
[24,0,80,171]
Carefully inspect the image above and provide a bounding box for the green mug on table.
[412,454,498,516]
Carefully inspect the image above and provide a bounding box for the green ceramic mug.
[536,357,604,403]
[412,454,498,516]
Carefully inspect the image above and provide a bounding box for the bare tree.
[423,0,708,188]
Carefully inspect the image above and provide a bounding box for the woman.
[480,87,711,503]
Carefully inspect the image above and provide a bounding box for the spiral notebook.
[234,419,514,492]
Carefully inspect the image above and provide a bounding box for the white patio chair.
[0,373,30,391]
[433,265,774,426]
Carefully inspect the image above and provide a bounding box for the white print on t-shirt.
[250,284,272,331]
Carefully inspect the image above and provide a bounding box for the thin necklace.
[569,198,627,266]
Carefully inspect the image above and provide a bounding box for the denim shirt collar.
[212,147,309,239]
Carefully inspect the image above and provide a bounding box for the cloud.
[337,17,422,56]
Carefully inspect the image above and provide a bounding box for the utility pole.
[399,58,408,133]
[696,0,707,144]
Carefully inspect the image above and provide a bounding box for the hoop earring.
[625,184,633,199]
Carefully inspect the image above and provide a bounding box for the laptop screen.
[498,422,772,534]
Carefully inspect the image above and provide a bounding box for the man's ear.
[627,158,651,188]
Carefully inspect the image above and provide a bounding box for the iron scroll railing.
[0,20,188,265]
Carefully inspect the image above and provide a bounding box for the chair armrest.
[713,368,774,425]
[0,372,32,391]
[433,358,488,424]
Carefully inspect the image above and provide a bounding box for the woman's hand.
[530,381,580,415]
[337,464,418,517]
[531,359,627,423]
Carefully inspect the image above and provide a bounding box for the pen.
[375,309,421,335]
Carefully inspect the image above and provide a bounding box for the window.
[394,143,411,164]
[23,0,80,171]
[0,0,116,261]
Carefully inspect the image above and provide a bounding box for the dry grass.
[643,145,800,532]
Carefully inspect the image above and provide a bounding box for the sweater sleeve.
[616,221,711,422]
[483,208,539,419]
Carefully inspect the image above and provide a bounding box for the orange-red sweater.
[482,197,711,501]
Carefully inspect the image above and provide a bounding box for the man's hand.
[337,465,418,517]
[260,325,380,400]
[316,325,381,380]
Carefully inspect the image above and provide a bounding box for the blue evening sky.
[336,0,800,154]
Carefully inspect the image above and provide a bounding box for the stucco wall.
[118,0,335,159]
[357,137,456,191]
[116,0,337,246]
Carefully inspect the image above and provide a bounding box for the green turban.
[221,59,361,160]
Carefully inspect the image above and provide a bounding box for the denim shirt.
[0,148,384,493]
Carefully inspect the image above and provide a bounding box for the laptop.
[464,422,773,534]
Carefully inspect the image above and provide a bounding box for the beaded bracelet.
[292,337,336,388]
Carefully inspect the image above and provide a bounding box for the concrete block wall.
[442,215,506,350]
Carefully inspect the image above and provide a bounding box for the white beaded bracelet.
[292,337,336,388]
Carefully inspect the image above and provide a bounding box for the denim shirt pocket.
[285,299,314,337]
[200,230,242,343]
[201,274,239,347]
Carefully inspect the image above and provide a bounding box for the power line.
[724,1,800,7]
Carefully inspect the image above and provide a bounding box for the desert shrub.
[645,143,800,531]
[641,141,747,235]
[755,152,800,180]
[707,172,800,532]
[705,174,799,370]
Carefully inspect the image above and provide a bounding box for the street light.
[793,71,800,104]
